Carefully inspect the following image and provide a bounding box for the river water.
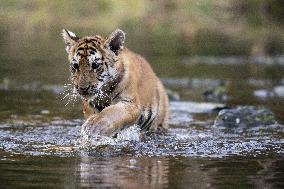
[0,84,283,188]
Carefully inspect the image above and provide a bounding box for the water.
[0,88,283,188]
[0,60,284,188]
[1,115,283,158]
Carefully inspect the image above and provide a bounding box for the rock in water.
[214,106,276,128]
[167,89,181,101]
[273,85,284,97]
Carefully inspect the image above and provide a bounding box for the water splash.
[0,101,283,158]
[59,83,79,106]
[0,118,283,158]
[77,125,141,149]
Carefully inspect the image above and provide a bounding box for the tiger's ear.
[62,29,78,52]
[105,29,125,55]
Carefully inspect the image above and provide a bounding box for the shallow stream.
[0,87,283,188]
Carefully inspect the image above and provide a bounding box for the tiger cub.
[62,29,169,137]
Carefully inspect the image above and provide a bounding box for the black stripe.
[89,46,97,52]
[96,77,103,82]
[95,104,104,112]
[137,114,144,126]
[104,61,109,70]
[112,91,122,100]
[144,116,155,131]
[103,62,110,77]
[77,47,84,51]
[141,109,152,131]
[77,52,83,56]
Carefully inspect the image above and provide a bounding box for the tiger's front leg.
[81,102,140,137]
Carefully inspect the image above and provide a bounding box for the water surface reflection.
[1,152,283,188]
[77,156,169,189]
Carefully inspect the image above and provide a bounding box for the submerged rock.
[253,83,284,100]
[162,78,190,88]
[162,78,228,89]
[167,89,181,101]
[170,101,226,114]
[273,85,284,97]
[253,89,275,99]
[202,85,230,102]
[214,106,276,128]
[40,110,50,115]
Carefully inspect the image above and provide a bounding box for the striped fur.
[62,29,169,136]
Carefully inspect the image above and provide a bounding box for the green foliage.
[0,0,283,84]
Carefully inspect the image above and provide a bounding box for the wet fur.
[62,29,169,136]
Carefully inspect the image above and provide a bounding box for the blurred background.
[0,0,284,122]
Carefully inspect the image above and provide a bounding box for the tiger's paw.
[81,116,118,137]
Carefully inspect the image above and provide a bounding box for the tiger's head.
[62,29,125,101]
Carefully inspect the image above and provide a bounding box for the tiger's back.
[120,49,169,131]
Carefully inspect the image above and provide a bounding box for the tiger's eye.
[92,62,100,69]
[73,63,79,70]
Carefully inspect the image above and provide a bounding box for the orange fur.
[62,29,168,136]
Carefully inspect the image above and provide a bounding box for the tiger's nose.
[79,86,89,91]
[77,85,90,95]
